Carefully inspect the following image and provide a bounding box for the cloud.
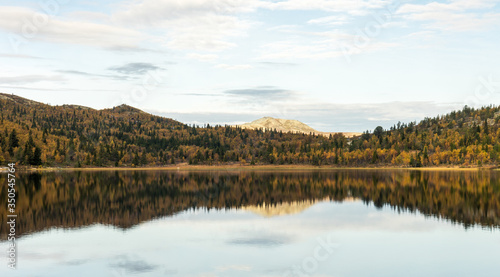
[0,53,41,59]
[259,61,299,67]
[187,53,219,62]
[224,87,293,98]
[113,0,261,25]
[109,256,158,274]
[396,0,500,31]
[0,75,65,85]
[0,7,144,50]
[161,14,253,51]
[258,35,398,60]
[56,70,129,80]
[60,259,90,266]
[64,11,111,23]
[112,0,260,51]
[227,234,291,247]
[108,63,163,75]
[0,85,115,92]
[307,15,350,26]
[106,46,164,53]
[0,0,404,55]
[261,0,391,15]
[215,265,252,272]
[215,64,253,70]
[403,30,437,42]
[266,24,300,33]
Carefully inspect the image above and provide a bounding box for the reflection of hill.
[242,199,328,217]
[1,170,499,240]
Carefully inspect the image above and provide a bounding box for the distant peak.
[238,117,319,134]
[110,104,144,114]
[62,104,93,110]
[235,117,361,138]
[115,104,132,108]
[0,92,43,106]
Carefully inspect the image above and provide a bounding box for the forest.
[1,93,500,168]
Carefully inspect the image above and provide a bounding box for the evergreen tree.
[31,146,42,165]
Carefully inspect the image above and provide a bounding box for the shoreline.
[9,164,498,172]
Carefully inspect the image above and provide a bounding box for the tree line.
[1,94,500,167]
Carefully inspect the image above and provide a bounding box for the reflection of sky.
[1,201,499,277]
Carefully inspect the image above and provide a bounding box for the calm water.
[0,170,499,276]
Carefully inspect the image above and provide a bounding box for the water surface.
[0,170,499,276]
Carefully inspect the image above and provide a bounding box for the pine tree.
[31,146,42,165]
[8,129,19,149]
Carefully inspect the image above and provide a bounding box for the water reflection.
[0,169,499,240]
[1,202,499,277]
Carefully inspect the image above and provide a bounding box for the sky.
[1,0,500,132]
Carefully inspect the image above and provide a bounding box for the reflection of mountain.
[242,199,326,217]
[244,197,361,217]
[1,170,499,240]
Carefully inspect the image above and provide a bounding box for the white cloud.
[0,0,405,54]
[380,21,408,28]
[113,0,261,24]
[0,75,66,85]
[266,24,300,32]
[215,265,252,272]
[397,0,500,31]
[187,53,219,62]
[307,15,350,26]
[261,0,392,15]
[258,31,398,60]
[398,0,496,14]
[404,30,436,40]
[215,64,253,70]
[0,7,143,50]
[0,1,261,52]
[112,0,261,51]
[0,53,41,59]
[161,14,252,51]
[107,0,399,52]
[64,11,111,23]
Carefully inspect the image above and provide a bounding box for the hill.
[0,93,337,167]
[236,117,361,138]
[238,117,318,133]
[1,92,500,168]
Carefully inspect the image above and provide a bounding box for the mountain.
[238,117,318,133]
[236,117,361,138]
[0,93,339,167]
[1,92,500,168]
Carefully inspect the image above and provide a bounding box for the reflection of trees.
[1,170,499,240]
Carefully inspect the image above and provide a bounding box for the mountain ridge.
[1,92,500,168]
[236,117,361,138]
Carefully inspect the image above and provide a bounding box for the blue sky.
[1,0,500,131]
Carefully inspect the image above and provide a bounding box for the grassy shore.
[11,164,498,172]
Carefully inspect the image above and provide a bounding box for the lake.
[1,169,499,276]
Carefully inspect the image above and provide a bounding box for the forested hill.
[0,92,500,168]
